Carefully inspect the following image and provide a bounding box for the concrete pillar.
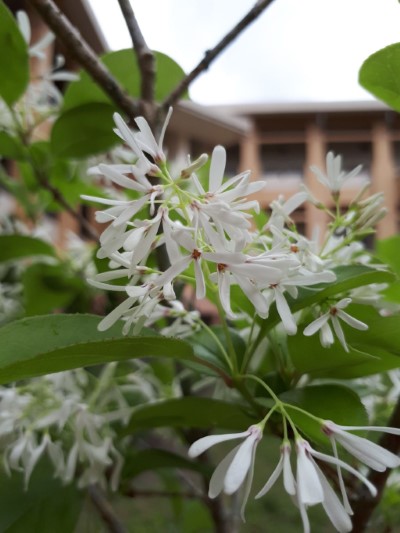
[239,122,261,180]
[304,124,328,241]
[371,123,397,238]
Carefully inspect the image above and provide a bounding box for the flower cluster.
[83,111,384,344]
[0,364,158,490]
[189,416,400,532]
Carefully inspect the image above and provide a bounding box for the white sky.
[86,0,400,105]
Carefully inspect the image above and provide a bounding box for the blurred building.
[4,1,400,243]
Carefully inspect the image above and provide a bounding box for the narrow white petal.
[303,313,330,336]
[255,455,284,498]
[337,310,368,331]
[283,446,296,495]
[309,448,377,497]
[209,145,226,193]
[313,462,353,533]
[336,298,352,309]
[99,164,146,192]
[218,270,236,319]
[275,289,297,335]
[240,440,259,521]
[97,297,136,331]
[336,425,400,436]
[331,316,348,352]
[194,259,206,300]
[329,436,353,515]
[158,106,173,152]
[155,255,191,287]
[224,433,258,494]
[188,432,249,458]
[17,11,31,43]
[320,322,334,347]
[208,445,240,499]
[296,443,324,505]
[334,431,400,470]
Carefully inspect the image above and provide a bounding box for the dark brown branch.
[116,0,155,107]
[350,397,400,532]
[28,0,141,122]
[88,485,127,533]
[161,0,277,111]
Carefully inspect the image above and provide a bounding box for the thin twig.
[350,397,400,532]
[88,484,127,533]
[161,0,277,112]
[116,0,155,107]
[28,0,141,122]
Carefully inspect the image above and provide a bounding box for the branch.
[88,485,127,533]
[350,397,400,532]
[116,0,155,106]
[28,0,141,122]
[161,0,277,111]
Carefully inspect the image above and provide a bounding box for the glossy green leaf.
[359,43,400,112]
[0,314,196,384]
[63,50,186,111]
[0,235,56,263]
[22,264,85,316]
[0,461,82,533]
[376,235,400,276]
[0,2,29,105]
[122,449,209,480]
[0,131,25,159]
[260,265,395,333]
[188,326,245,374]
[122,397,257,434]
[280,384,368,446]
[50,103,119,158]
[288,306,400,378]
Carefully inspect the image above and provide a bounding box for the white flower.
[188,425,262,519]
[203,251,282,319]
[322,421,400,472]
[255,441,295,498]
[266,191,309,232]
[257,438,354,533]
[303,298,368,352]
[190,145,265,248]
[310,152,362,194]
[262,269,336,335]
[155,229,206,300]
[292,438,377,533]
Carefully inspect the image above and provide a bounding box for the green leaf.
[376,235,400,276]
[280,384,368,446]
[122,397,257,434]
[288,306,400,378]
[0,461,82,533]
[22,263,85,316]
[359,43,400,112]
[63,50,186,111]
[0,131,25,159]
[0,314,196,384]
[260,265,395,333]
[0,2,29,105]
[0,235,56,263]
[188,326,245,374]
[122,449,209,480]
[50,103,120,158]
